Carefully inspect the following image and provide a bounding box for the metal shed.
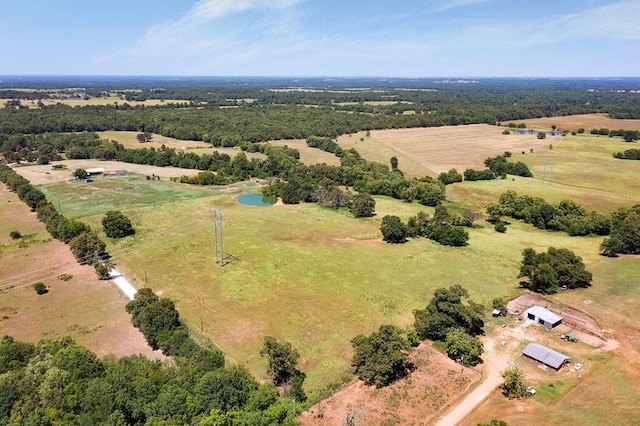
[522,343,570,370]
[524,305,562,329]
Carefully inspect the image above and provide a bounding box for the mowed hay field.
[337,125,554,177]
[448,132,640,212]
[506,113,640,132]
[35,170,612,395]
[0,184,164,360]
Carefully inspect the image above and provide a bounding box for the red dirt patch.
[299,342,480,425]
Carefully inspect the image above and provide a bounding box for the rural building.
[524,305,562,329]
[522,343,570,370]
[85,167,105,175]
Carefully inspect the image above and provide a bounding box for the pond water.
[237,194,277,207]
[514,130,562,137]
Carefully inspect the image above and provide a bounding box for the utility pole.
[212,208,224,266]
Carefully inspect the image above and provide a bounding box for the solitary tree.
[380,215,407,243]
[102,210,135,239]
[390,156,399,170]
[501,366,529,399]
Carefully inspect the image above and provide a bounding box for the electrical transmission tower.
[542,161,556,185]
[211,208,224,266]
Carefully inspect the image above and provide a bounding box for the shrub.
[9,230,21,239]
[494,222,507,233]
[33,282,48,294]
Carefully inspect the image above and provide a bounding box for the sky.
[1,0,639,77]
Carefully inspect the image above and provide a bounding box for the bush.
[33,282,48,295]
[494,222,507,233]
[9,230,21,239]
[102,210,135,239]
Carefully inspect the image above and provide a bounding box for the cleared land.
[337,125,555,177]
[0,184,164,360]
[267,138,341,166]
[99,131,266,160]
[506,114,640,132]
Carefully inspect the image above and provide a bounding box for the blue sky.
[1,0,639,77]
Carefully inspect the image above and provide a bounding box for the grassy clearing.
[43,173,609,393]
[98,131,265,160]
[267,139,341,166]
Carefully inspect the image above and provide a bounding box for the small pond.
[514,130,562,137]
[237,194,277,207]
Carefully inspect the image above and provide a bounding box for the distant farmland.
[338,124,555,177]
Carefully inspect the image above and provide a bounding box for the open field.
[99,131,266,160]
[0,184,164,360]
[505,114,640,132]
[14,159,203,186]
[337,125,555,177]
[448,133,640,212]
[28,169,613,395]
[267,138,341,166]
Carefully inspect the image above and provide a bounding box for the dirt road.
[433,336,513,426]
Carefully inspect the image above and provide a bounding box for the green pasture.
[448,134,640,212]
[42,174,610,394]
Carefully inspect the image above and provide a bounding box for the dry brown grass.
[506,114,640,132]
[338,125,554,177]
[0,184,163,359]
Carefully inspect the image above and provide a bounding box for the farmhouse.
[522,343,570,370]
[524,305,562,329]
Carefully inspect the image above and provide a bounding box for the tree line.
[0,332,303,425]
[0,165,111,279]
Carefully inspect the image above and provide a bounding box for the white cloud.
[434,0,490,12]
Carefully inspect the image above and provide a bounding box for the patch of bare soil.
[299,342,480,426]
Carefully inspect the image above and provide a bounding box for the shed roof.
[525,305,562,325]
[522,343,570,369]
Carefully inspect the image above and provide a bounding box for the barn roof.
[525,305,562,325]
[522,343,570,369]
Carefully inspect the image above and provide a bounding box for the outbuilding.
[85,167,105,175]
[524,305,562,329]
[522,343,570,370]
